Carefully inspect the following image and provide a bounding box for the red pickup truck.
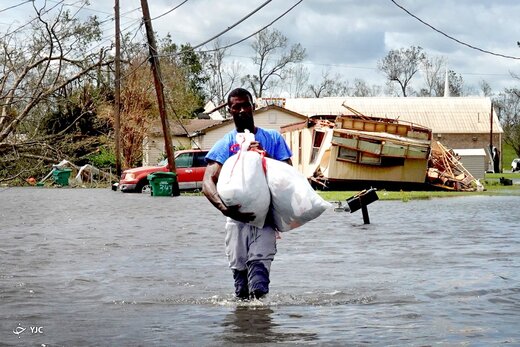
[119,149,209,193]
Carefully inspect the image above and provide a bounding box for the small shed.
[454,148,487,180]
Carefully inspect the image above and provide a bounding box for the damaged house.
[276,97,502,190]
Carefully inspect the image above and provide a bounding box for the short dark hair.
[227,88,253,106]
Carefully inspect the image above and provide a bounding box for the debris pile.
[38,159,115,187]
[426,141,483,191]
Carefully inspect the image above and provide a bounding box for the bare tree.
[0,2,111,154]
[282,64,309,97]
[308,70,349,97]
[479,80,494,97]
[378,46,425,97]
[204,39,243,107]
[243,28,306,98]
[350,79,382,97]
[421,56,446,96]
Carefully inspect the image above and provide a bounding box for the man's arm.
[202,160,255,223]
[202,160,226,211]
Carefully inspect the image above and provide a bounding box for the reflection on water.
[0,188,519,345]
[220,305,318,344]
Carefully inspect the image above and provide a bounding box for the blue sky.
[2,0,519,95]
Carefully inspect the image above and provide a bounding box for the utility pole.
[140,0,180,195]
[489,102,494,152]
[114,0,122,177]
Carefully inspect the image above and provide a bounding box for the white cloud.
[3,0,519,94]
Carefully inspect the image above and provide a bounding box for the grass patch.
[485,172,520,179]
[319,190,461,202]
[318,183,520,202]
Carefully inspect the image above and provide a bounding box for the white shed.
[454,148,487,180]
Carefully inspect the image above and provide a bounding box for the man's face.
[228,95,254,133]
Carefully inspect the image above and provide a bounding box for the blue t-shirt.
[206,127,292,164]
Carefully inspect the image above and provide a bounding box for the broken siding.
[284,126,333,177]
[298,128,315,175]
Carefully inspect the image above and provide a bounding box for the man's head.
[227,88,255,133]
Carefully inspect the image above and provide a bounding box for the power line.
[191,0,272,50]
[64,0,88,24]
[151,0,188,20]
[0,0,32,14]
[390,0,520,60]
[47,0,111,15]
[198,0,303,53]
[97,7,142,26]
[83,1,187,58]
[0,0,65,40]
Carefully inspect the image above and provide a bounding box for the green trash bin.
[52,168,72,186]
[148,171,178,197]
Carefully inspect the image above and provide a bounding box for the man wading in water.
[202,88,292,300]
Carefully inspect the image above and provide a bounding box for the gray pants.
[225,218,277,271]
[225,218,277,296]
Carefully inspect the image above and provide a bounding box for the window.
[337,147,357,162]
[359,152,381,165]
[337,147,405,167]
[175,153,193,168]
[310,130,325,164]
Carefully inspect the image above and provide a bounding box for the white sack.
[266,158,331,232]
[217,131,270,228]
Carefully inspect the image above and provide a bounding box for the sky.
[2,0,520,96]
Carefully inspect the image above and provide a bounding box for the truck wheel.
[136,180,151,194]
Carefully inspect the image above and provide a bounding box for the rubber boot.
[232,270,249,300]
[248,261,270,299]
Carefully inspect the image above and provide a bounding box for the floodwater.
[0,187,519,346]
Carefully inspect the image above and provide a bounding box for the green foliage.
[0,1,113,185]
[494,89,520,158]
[502,141,517,170]
[0,158,50,186]
[42,106,98,136]
[159,35,208,112]
[87,147,115,169]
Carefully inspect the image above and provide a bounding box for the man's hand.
[203,161,256,223]
[248,140,263,151]
[223,204,256,223]
[248,141,268,157]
